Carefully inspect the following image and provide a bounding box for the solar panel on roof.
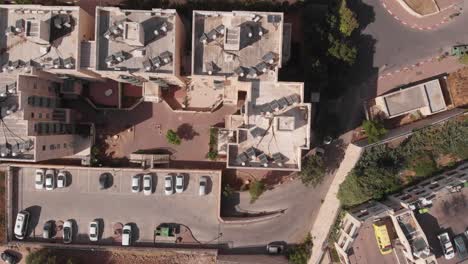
[278,97,288,109]
[267,15,281,23]
[270,100,280,110]
[255,62,268,73]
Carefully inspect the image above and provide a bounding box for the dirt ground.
[2,245,217,264]
[403,0,439,15]
[447,67,468,107]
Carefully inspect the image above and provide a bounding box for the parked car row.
[438,231,468,260]
[131,174,210,196]
[35,169,67,190]
[14,210,135,246]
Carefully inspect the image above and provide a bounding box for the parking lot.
[417,188,468,264]
[10,165,221,245]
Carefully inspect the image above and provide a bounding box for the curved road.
[359,0,468,72]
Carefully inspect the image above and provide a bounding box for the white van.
[122,224,132,246]
[14,210,30,240]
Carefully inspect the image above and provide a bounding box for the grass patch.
[249,180,265,203]
[207,128,218,160]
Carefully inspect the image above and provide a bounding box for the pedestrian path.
[308,143,363,264]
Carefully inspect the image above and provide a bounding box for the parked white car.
[131,175,141,193]
[89,220,99,242]
[35,169,45,190]
[57,171,67,188]
[45,169,55,191]
[122,224,132,246]
[164,176,173,195]
[63,220,73,244]
[199,176,208,196]
[14,210,30,240]
[175,174,184,193]
[143,174,152,196]
[438,232,455,260]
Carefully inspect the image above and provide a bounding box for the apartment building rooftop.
[0,5,81,75]
[192,10,283,81]
[95,7,177,75]
[226,81,311,171]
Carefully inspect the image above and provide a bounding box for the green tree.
[362,120,387,143]
[338,0,359,37]
[338,167,400,206]
[327,35,357,65]
[166,129,181,145]
[299,155,326,187]
[249,180,265,203]
[288,234,313,264]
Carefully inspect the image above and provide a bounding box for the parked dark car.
[454,235,468,260]
[1,251,18,264]
[43,220,54,239]
[99,173,112,189]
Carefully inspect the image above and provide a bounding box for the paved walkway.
[376,54,466,95]
[308,143,363,264]
[380,0,462,30]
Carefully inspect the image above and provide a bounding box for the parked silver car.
[143,174,152,195]
[175,174,184,193]
[164,176,174,195]
[199,176,208,196]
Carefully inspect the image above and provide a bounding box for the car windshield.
[132,185,138,190]
[200,181,206,186]
[64,227,71,240]
[36,175,43,184]
[123,229,130,234]
[144,185,151,191]
[165,185,171,191]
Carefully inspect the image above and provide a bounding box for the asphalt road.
[359,0,468,72]
[218,167,337,250]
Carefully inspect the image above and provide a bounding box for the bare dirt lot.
[2,246,217,264]
[447,67,468,107]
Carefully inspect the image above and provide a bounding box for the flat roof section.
[192,11,283,81]
[0,5,80,73]
[96,7,176,74]
[378,78,447,119]
[384,87,426,117]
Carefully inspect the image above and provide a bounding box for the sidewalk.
[307,143,363,264]
[377,55,465,95]
[380,0,462,30]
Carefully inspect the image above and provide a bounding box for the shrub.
[299,155,326,187]
[459,54,468,65]
[288,234,313,264]
[207,151,218,160]
[362,120,387,143]
[222,184,235,198]
[166,129,181,145]
[249,180,265,203]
